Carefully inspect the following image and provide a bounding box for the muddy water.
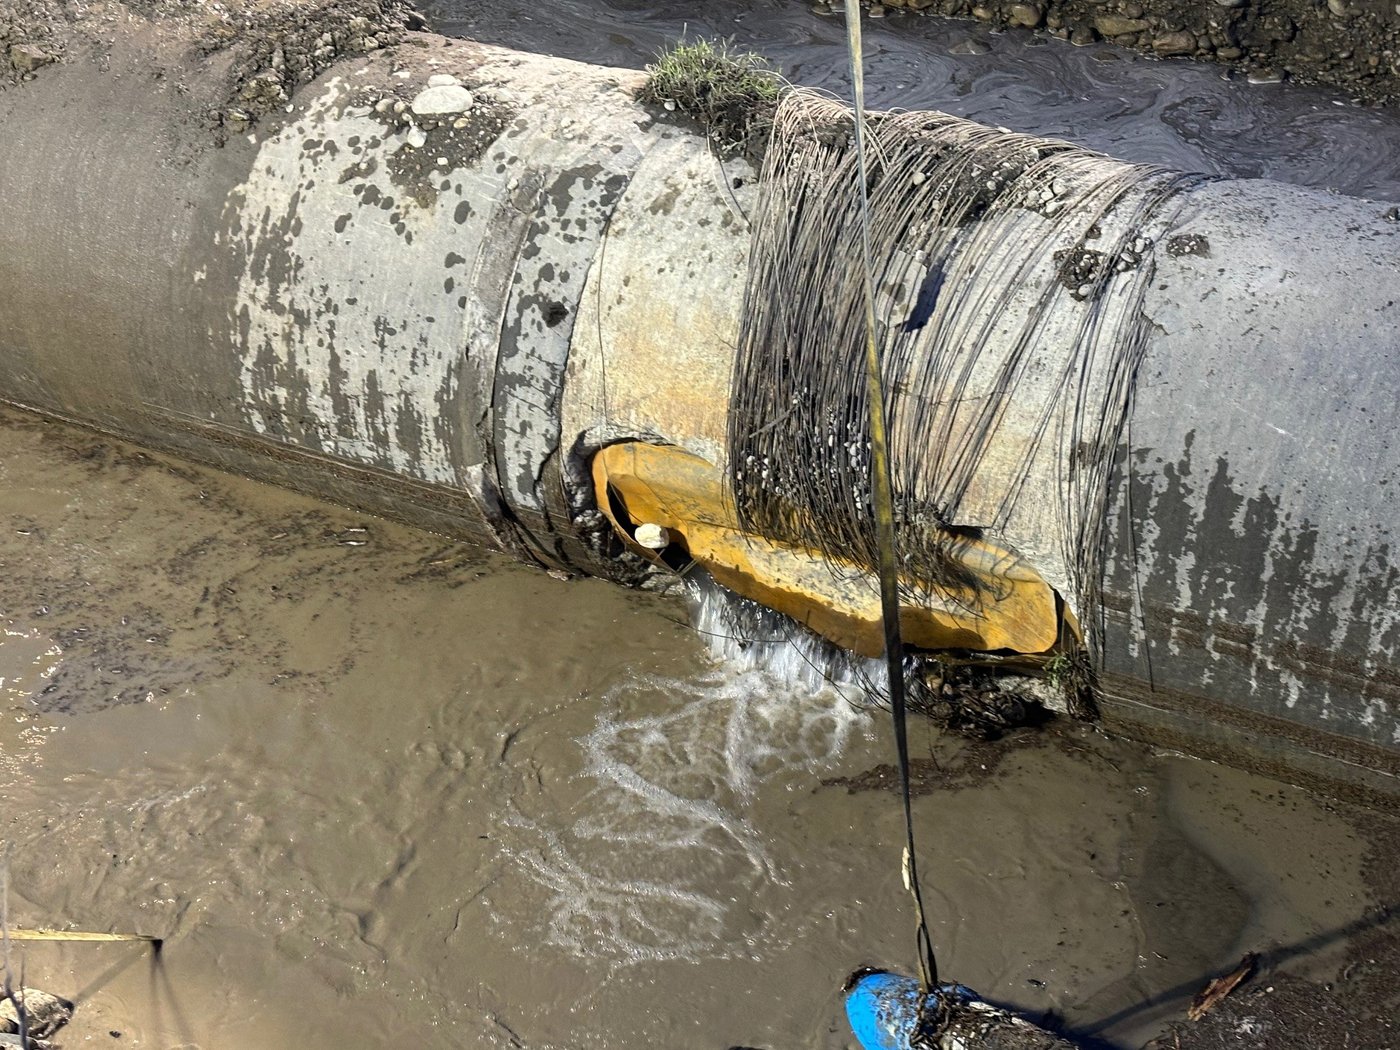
[426,0,1400,202]
[0,407,1396,1050]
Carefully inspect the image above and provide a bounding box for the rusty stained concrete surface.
[222,46,665,512]
[1102,179,1400,757]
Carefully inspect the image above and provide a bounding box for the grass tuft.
[639,38,784,155]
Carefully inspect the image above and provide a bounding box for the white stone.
[405,125,427,149]
[427,73,461,88]
[410,84,474,116]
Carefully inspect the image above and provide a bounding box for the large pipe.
[2,6,1398,800]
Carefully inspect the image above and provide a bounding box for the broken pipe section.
[0,20,1397,799]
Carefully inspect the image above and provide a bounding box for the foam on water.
[0,621,63,776]
[502,584,877,965]
[685,574,888,699]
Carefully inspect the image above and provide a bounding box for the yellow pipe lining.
[592,442,1063,658]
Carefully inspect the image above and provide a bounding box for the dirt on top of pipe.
[0,0,417,138]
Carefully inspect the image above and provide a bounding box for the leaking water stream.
[3,7,1400,1048]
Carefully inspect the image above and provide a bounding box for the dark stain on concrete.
[1167,233,1212,258]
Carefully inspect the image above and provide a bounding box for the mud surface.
[2,405,1398,1049]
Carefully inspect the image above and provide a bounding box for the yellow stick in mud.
[4,930,159,945]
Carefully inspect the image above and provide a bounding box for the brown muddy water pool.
[0,404,1396,1050]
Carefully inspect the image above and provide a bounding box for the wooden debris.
[1188,952,1259,1021]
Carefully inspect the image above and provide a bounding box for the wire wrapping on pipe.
[729,90,1208,661]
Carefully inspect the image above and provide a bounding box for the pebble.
[1327,0,1350,15]
[1094,14,1148,36]
[1153,31,1196,55]
[1070,25,1099,45]
[948,38,993,55]
[1,987,73,1039]
[405,125,427,149]
[9,43,54,72]
[869,4,886,17]
[1008,3,1044,27]
[1247,68,1286,84]
[410,84,474,116]
[427,73,461,87]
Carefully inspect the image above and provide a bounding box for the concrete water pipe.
[1,0,1398,801]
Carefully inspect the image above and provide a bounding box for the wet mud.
[1,405,1398,1049]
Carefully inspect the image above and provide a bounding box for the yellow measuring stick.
[4,929,159,944]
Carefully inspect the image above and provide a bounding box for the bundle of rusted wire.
[729,91,1208,656]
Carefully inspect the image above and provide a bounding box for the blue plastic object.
[845,971,977,1050]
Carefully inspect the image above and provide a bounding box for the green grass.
[639,38,784,154]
